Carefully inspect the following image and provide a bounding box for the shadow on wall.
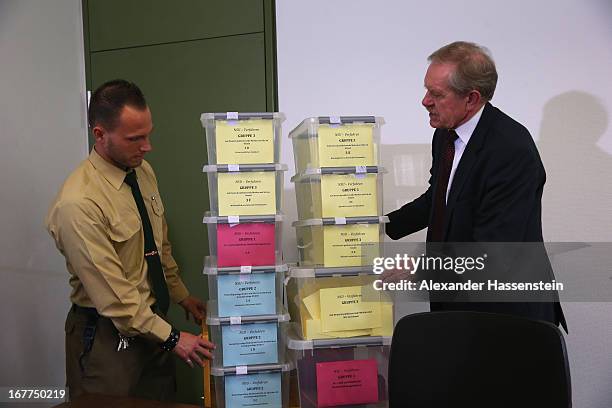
[381,143,431,242]
[538,91,611,241]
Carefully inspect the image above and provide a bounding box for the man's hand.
[173,331,215,368]
[179,295,205,325]
[381,266,414,284]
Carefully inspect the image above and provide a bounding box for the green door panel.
[88,0,264,51]
[89,33,268,403]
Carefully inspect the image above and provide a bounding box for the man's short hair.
[88,79,147,130]
[428,41,498,101]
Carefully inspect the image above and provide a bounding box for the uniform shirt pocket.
[106,208,142,278]
[107,213,141,243]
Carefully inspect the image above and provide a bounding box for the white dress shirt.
[446,104,485,202]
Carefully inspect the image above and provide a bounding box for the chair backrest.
[389,311,571,408]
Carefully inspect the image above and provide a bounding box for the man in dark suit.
[386,41,566,331]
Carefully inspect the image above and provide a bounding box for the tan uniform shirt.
[46,149,189,342]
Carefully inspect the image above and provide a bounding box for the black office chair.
[389,311,571,408]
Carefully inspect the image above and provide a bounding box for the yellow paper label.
[302,291,321,320]
[217,171,276,216]
[319,285,381,332]
[322,224,380,267]
[320,173,378,217]
[304,318,371,339]
[318,124,375,167]
[215,120,274,164]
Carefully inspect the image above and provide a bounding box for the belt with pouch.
[71,303,158,371]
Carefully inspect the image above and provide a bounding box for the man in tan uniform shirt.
[46,80,214,401]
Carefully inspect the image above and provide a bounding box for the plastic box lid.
[203,212,284,224]
[203,256,288,276]
[211,362,293,377]
[288,116,385,139]
[206,302,290,326]
[201,112,286,126]
[291,166,387,183]
[292,215,389,227]
[203,163,288,173]
[287,333,392,350]
[287,264,377,279]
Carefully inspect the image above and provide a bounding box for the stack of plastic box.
[201,112,291,408]
[286,116,393,407]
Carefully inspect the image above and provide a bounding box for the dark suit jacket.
[386,102,567,331]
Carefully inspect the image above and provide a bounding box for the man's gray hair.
[428,41,498,101]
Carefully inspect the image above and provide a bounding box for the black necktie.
[430,130,458,242]
[124,171,170,314]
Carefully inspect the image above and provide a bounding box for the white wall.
[277,1,612,407]
[0,0,87,403]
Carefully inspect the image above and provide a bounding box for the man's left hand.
[179,296,206,325]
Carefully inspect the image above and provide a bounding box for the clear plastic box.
[206,301,290,368]
[211,363,292,408]
[203,258,287,317]
[285,266,394,340]
[291,166,386,219]
[200,112,285,165]
[288,334,391,408]
[203,164,287,216]
[293,216,389,268]
[203,213,284,267]
[288,116,384,174]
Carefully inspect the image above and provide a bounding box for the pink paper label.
[316,359,379,407]
[217,223,276,267]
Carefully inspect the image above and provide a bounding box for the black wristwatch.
[160,327,180,351]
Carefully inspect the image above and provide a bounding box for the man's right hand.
[172,331,215,368]
[381,265,415,284]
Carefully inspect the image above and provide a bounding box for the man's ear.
[92,126,105,143]
[467,90,482,110]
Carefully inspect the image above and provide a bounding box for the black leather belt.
[72,303,158,316]
[71,303,100,318]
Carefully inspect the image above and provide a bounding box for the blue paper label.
[222,322,279,366]
[225,372,282,408]
[217,273,276,316]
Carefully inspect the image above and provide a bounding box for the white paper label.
[230,316,242,325]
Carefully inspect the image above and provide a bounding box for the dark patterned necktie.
[124,171,170,314]
[430,130,458,242]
